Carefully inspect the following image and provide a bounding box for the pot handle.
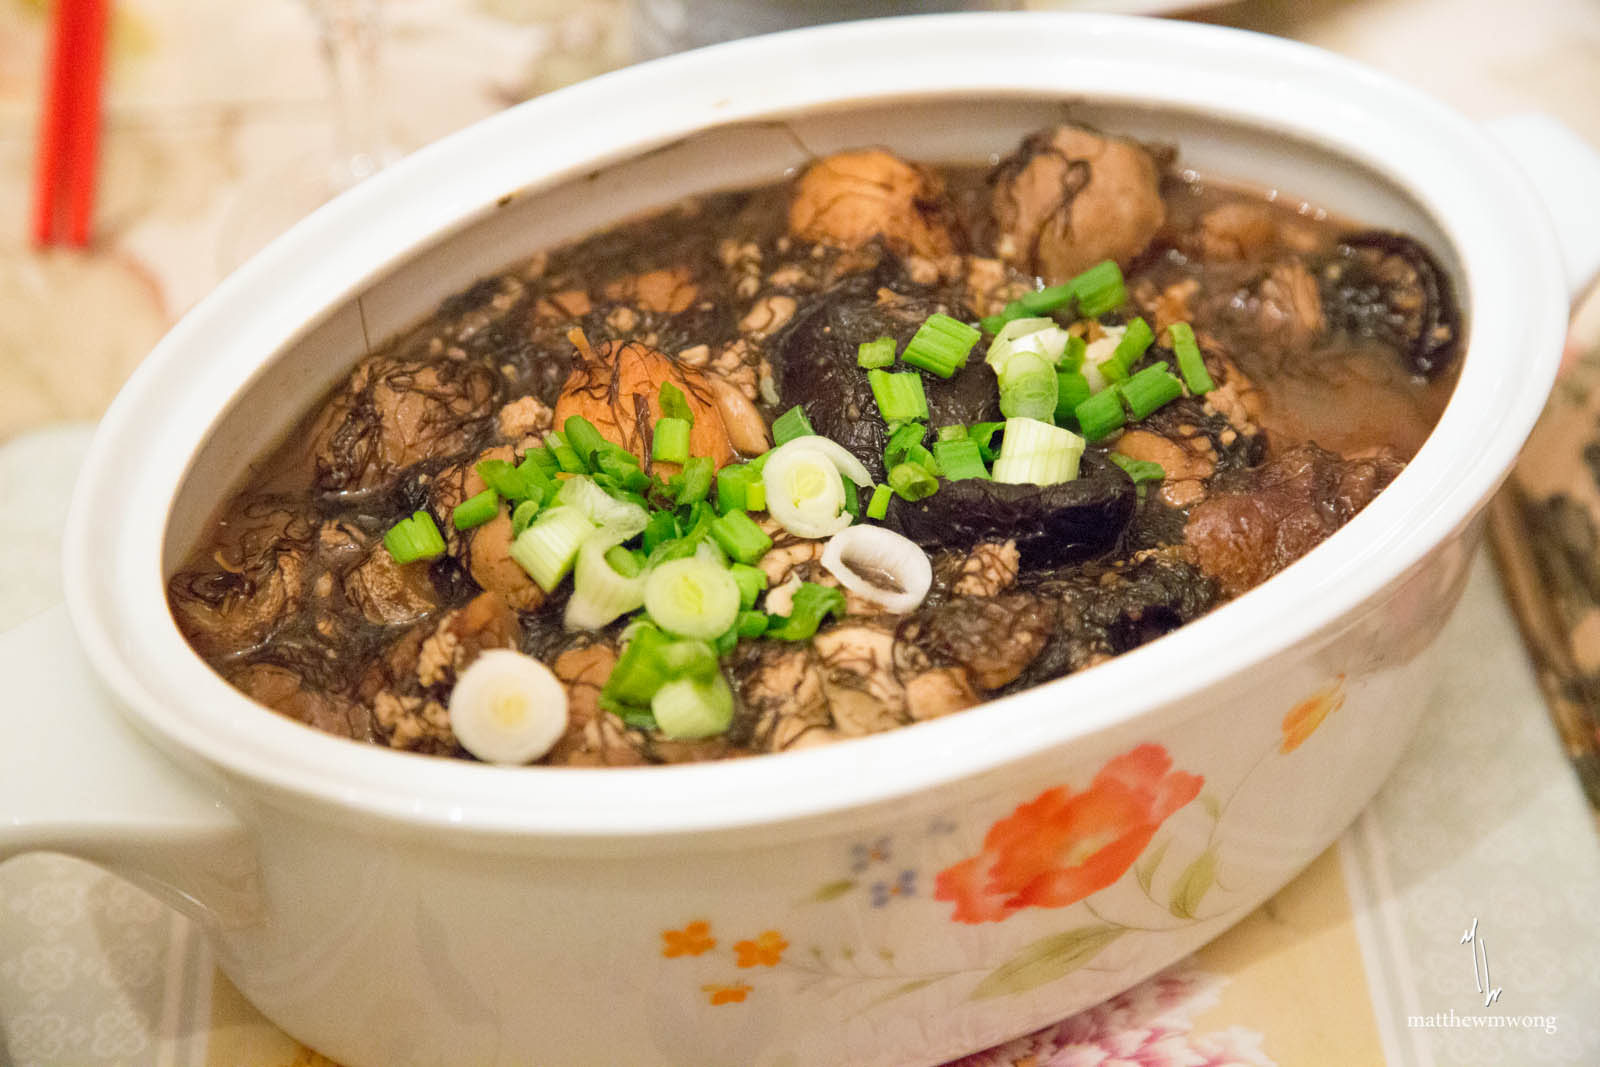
[0,605,258,928]
[1483,113,1600,303]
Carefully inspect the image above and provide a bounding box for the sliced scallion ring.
[761,439,859,539]
[554,475,649,539]
[644,556,741,640]
[564,531,649,631]
[820,525,932,614]
[448,649,569,765]
[651,671,735,740]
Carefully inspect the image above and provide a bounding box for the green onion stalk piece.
[1169,322,1216,394]
[764,582,846,641]
[563,416,609,468]
[932,437,990,481]
[508,505,596,591]
[991,416,1085,487]
[902,314,980,378]
[1120,364,1184,421]
[967,421,1005,462]
[652,672,736,740]
[383,510,447,565]
[451,489,500,531]
[651,417,692,465]
[510,499,543,538]
[565,531,649,630]
[997,351,1059,422]
[709,509,773,566]
[675,455,715,506]
[1109,453,1167,487]
[728,562,768,610]
[868,370,930,425]
[659,381,695,425]
[1070,260,1127,318]
[866,484,893,521]
[772,405,816,445]
[1074,388,1126,442]
[1055,370,1093,427]
[856,336,897,369]
[476,457,550,503]
[544,431,587,474]
[888,461,940,501]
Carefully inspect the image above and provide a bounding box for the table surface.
[3,1,1600,1065]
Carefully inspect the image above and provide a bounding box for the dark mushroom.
[1320,231,1463,377]
[774,273,1000,480]
[885,460,1137,567]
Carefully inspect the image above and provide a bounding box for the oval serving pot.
[51,14,1569,1067]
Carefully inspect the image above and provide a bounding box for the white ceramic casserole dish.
[5,14,1600,1066]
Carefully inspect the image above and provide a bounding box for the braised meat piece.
[1320,231,1463,377]
[989,124,1166,280]
[1185,443,1405,596]
[169,504,313,660]
[231,663,373,742]
[789,149,962,260]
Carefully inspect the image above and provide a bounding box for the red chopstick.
[30,0,110,249]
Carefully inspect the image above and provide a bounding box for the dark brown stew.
[169,124,1460,765]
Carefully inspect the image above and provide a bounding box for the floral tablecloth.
[3,1,1600,1064]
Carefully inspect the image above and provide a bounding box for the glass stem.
[313,0,388,187]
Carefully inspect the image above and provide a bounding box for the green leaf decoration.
[1135,837,1170,896]
[863,976,943,1011]
[1169,848,1218,920]
[970,926,1124,1000]
[812,879,857,902]
[1200,793,1222,821]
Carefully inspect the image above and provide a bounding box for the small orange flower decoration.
[935,743,1203,924]
[734,930,789,968]
[661,920,716,958]
[1280,677,1346,754]
[702,982,751,1005]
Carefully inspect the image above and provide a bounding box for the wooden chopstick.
[30,0,111,248]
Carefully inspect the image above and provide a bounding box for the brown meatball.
[466,512,546,613]
[553,340,735,468]
[344,546,437,626]
[169,506,312,660]
[788,150,960,260]
[1185,443,1405,596]
[990,125,1165,281]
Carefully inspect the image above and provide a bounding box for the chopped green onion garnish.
[676,455,714,506]
[510,499,542,537]
[1109,452,1165,484]
[967,422,1005,462]
[521,445,559,479]
[644,556,741,640]
[734,609,769,638]
[1020,281,1077,315]
[605,544,642,577]
[641,510,679,554]
[659,381,694,426]
[1060,334,1088,370]
[728,562,768,610]
[1120,364,1184,420]
[1169,322,1215,394]
[869,370,930,424]
[857,336,897,369]
[842,476,860,518]
[563,416,608,467]
[658,638,721,683]
[545,431,586,474]
[764,582,846,642]
[383,510,447,565]
[1055,370,1093,426]
[651,417,692,466]
[1074,388,1126,442]
[997,351,1059,422]
[866,483,892,521]
[508,505,595,591]
[567,534,650,630]
[715,463,763,515]
[772,405,816,445]
[601,624,675,709]
[1070,260,1127,318]
[932,438,989,481]
[709,508,773,565]
[477,458,549,502]
[1110,317,1155,374]
[884,421,928,469]
[902,313,979,378]
[888,461,939,501]
[652,672,735,740]
[990,417,1085,487]
[451,489,499,531]
[937,424,968,443]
